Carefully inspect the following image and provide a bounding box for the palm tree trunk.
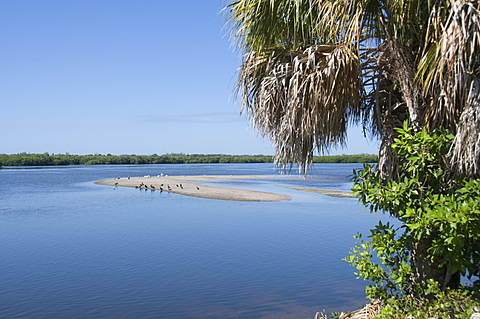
[377,99,407,178]
[378,112,398,178]
[389,44,425,132]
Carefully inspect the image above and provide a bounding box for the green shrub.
[347,122,480,317]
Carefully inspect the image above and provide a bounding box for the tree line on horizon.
[0,152,377,167]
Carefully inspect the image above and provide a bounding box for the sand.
[281,186,358,198]
[96,175,291,202]
[96,175,356,201]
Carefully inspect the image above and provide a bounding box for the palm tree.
[225,0,480,177]
[225,0,480,292]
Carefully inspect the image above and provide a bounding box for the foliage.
[348,123,480,304]
[0,153,376,167]
[226,0,367,173]
[225,1,480,315]
[346,225,413,299]
[375,280,478,319]
[226,0,480,177]
[0,153,273,166]
[313,154,377,164]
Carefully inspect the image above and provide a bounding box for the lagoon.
[0,163,386,318]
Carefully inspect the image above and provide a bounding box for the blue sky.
[0,1,378,156]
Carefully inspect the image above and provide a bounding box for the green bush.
[347,122,480,317]
[376,280,478,319]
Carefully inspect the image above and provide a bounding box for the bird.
[196,186,200,190]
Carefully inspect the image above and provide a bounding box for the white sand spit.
[96,175,290,202]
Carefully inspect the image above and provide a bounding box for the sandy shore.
[96,175,356,201]
[96,175,291,202]
[282,186,358,198]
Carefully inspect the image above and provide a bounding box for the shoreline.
[282,186,358,198]
[96,175,356,201]
[96,175,291,202]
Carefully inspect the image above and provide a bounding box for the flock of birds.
[112,175,200,193]
[134,182,184,192]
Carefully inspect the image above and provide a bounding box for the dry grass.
[314,300,383,319]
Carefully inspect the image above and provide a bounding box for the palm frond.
[239,44,362,173]
[225,0,319,51]
[417,0,480,176]
[450,78,480,177]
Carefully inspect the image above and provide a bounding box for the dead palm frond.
[226,0,480,177]
[313,299,383,319]
[417,0,480,176]
[228,0,374,172]
[239,44,362,173]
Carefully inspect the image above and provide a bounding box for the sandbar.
[282,186,357,198]
[96,175,291,202]
[96,175,356,201]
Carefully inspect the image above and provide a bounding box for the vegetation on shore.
[0,152,377,167]
[348,124,479,318]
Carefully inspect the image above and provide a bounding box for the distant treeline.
[313,154,377,163]
[0,152,377,167]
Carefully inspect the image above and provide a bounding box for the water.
[0,163,387,318]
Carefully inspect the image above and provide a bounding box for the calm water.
[0,163,386,319]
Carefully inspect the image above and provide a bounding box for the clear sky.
[0,1,379,156]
